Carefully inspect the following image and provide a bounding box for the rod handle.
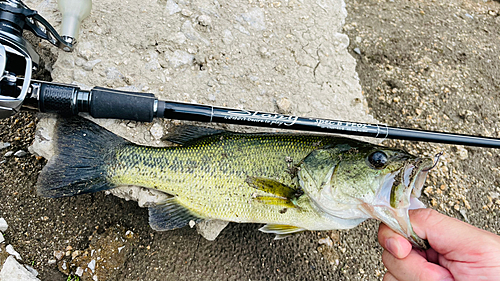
[89,87,156,122]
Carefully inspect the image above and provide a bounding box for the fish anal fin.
[148,197,202,231]
[259,224,305,240]
[246,176,303,200]
[162,125,226,145]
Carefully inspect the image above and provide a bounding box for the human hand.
[378,208,500,281]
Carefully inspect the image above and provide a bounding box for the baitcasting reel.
[0,0,85,119]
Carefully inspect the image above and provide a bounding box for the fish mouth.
[372,157,434,249]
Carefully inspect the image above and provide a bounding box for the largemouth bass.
[37,118,434,248]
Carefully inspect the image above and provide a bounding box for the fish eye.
[368,151,388,169]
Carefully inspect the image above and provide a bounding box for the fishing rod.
[0,0,499,149]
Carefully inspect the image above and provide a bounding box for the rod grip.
[38,83,78,115]
[89,87,156,122]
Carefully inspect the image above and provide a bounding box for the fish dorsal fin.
[246,176,303,200]
[259,224,305,240]
[162,125,226,145]
[148,197,202,231]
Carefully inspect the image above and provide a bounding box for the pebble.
[353,48,361,55]
[13,150,27,158]
[54,250,64,260]
[6,244,22,260]
[318,237,333,247]
[88,259,96,272]
[150,123,164,140]
[4,151,13,157]
[276,97,292,113]
[181,9,192,17]
[0,232,4,243]
[0,218,7,232]
[0,142,10,150]
[455,146,468,160]
[197,15,212,27]
[75,267,84,277]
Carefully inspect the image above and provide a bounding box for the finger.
[378,223,413,259]
[382,249,453,281]
[383,271,398,281]
[408,209,499,259]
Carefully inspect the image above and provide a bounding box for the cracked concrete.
[28,0,374,239]
[18,0,374,279]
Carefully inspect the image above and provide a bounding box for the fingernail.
[385,238,401,258]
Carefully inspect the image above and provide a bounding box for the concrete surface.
[28,0,372,238]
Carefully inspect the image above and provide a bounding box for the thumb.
[409,208,498,260]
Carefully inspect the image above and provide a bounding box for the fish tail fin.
[37,117,127,198]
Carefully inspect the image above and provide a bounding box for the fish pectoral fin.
[162,125,226,145]
[246,176,303,201]
[253,195,297,209]
[259,224,305,240]
[148,197,202,231]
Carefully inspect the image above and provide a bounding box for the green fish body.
[37,118,433,246]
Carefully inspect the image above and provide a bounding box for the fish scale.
[109,134,337,228]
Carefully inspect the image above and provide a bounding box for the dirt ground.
[1,0,500,280]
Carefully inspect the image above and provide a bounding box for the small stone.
[197,15,212,27]
[0,232,4,243]
[6,244,22,260]
[208,94,216,101]
[455,146,468,160]
[0,142,10,150]
[71,250,81,259]
[353,48,361,55]
[65,245,73,251]
[181,9,192,17]
[276,97,292,113]
[318,237,333,247]
[75,267,84,277]
[4,151,14,157]
[125,230,134,239]
[13,150,27,157]
[53,250,64,260]
[150,123,164,140]
[47,260,56,265]
[0,218,7,231]
[65,251,71,257]
[189,220,196,228]
[88,259,96,272]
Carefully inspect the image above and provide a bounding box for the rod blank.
[157,100,500,149]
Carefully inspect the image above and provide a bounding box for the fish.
[36,117,434,248]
